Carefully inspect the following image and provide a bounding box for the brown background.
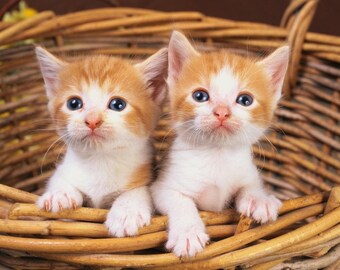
[1,0,339,36]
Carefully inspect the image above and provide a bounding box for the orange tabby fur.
[171,51,275,128]
[50,55,157,138]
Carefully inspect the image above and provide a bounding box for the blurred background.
[1,0,339,35]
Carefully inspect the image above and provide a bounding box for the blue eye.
[236,94,253,107]
[192,89,209,102]
[109,98,126,111]
[67,97,83,110]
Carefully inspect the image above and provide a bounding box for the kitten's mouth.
[81,131,106,141]
[213,122,239,134]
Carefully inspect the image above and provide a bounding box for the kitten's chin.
[62,131,111,151]
[177,124,263,148]
[212,123,239,136]
[65,130,144,153]
[81,132,107,142]
[75,136,108,151]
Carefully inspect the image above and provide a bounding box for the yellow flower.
[21,7,37,18]
[2,1,37,22]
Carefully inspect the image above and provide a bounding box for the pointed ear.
[259,46,290,103]
[35,46,67,98]
[168,31,199,86]
[135,48,168,106]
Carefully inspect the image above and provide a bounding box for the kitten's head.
[168,31,289,147]
[36,47,168,151]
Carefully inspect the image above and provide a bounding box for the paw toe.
[37,190,82,213]
[106,206,151,237]
[237,193,281,223]
[167,225,209,257]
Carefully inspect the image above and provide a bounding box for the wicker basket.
[0,0,339,269]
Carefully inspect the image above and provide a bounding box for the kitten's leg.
[236,182,282,223]
[105,186,152,237]
[152,184,209,257]
[37,179,83,212]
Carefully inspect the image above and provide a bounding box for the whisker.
[40,133,68,175]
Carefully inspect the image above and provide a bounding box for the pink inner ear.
[168,50,184,82]
[168,31,198,84]
[45,76,57,89]
[270,60,287,88]
[40,69,60,96]
[147,80,165,101]
[261,46,289,91]
[136,47,167,105]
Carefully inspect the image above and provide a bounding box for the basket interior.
[0,35,339,200]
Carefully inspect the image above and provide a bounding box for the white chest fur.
[48,143,150,208]
[160,137,258,211]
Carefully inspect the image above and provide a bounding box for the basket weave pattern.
[0,0,339,269]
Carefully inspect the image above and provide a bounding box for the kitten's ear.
[35,46,67,98]
[168,31,199,86]
[259,46,290,103]
[135,47,168,105]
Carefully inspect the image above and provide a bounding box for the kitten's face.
[51,57,157,149]
[168,32,289,147]
[36,48,168,151]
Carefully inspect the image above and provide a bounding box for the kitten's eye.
[236,94,253,107]
[192,89,209,102]
[67,97,83,111]
[109,98,126,111]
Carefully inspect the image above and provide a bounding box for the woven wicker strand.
[0,184,335,267]
[0,0,339,268]
[21,205,338,269]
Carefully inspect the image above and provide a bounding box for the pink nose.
[85,118,103,130]
[213,106,230,122]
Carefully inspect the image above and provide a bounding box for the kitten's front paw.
[236,192,282,223]
[166,222,209,257]
[105,204,151,237]
[37,190,83,212]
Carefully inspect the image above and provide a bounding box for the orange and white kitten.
[35,47,168,237]
[151,32,289,257]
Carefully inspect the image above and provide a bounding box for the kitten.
[35,46,168,237]
[151,31,289,257]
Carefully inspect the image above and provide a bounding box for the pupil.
[72,100,79,108]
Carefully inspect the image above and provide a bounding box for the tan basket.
[0,0,339,269]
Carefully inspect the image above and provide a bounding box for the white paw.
[37,190,83,212]
[166,222,209,257]
[105,204,151,237]
[236,193,282,223]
